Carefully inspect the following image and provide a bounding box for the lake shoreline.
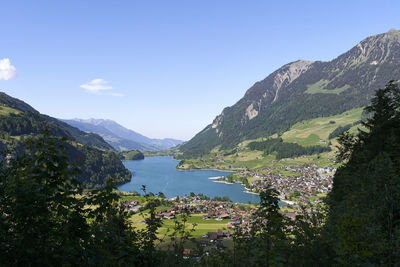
[209,176,290,206]
[118,156,259,204]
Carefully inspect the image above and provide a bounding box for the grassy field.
[176,109,366,177]
[128,212,230,238]
[305,79,350,95]
[178,150,339,177]
[160,214,230,237]
[281,107,363,146]
[0,106,20,116]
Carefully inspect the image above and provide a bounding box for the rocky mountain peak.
[180,29,400,156]
[241,59,314,123]
[271,60,314,101]
[386,28,400,36]
[345,29,400,67]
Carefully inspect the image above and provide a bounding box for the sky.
[1,0,399,140]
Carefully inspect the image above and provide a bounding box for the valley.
[174,107,365,206]
[1,29,397,215]
[2,24,400,265]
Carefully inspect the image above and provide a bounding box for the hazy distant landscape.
[61,118,184,151]
[1,1,400,266]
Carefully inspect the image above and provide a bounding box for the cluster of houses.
[236,165,335,205]
[122,194,313,259]
[203,228,232,242]
[184,155,336,207]
[156,200,250,222]
[122,200,142,213]
[153,197,302,239]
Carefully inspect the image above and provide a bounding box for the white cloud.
[0,58,17,80]
[80,78,112,92]
[80,78,123,97]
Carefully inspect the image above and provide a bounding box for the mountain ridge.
[62,118,184,152]
[180,29,400,156]
[0,92,131,188]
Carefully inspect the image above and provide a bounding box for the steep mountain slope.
[0,93,114,151]
[62,118,183,151]
[0,92,131,188]
[61,119,157,151]
[180,29,400,156]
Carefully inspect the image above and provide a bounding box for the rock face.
[241,60,314,123]
[180,29,400,156]
[272,60,315,102]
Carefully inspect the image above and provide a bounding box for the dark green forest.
[328,120,361,139]
[1,82,399,266]
[0,93,131,188]
[248,138,331,159]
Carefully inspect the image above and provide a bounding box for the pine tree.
[325,81,400,265]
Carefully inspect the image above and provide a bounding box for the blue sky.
[1,0,399,140]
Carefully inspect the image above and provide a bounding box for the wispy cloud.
[80,78,123,97]
[80,78,112,92]
[0,58,16,80]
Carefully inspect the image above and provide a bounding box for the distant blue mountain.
[61,118,183,152]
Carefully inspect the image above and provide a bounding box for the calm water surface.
[118,156,259,204]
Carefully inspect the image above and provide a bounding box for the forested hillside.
[1,82,398,265]
[0,92,131,188]
[180,29,400,157]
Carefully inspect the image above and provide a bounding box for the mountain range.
[179,29,400,157]
[61,118,183,152]
[0,92,131,188]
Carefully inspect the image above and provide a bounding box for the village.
[120,164,335,256]
[178,154,336,208]
[122,194,299,248]
[222,165,336,208]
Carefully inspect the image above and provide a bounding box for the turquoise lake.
[118,156,259,204]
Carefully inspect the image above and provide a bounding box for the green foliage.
[223,148,237,156]
[0,130,138,266]
[120,149,145,160]
[0,102,131,188]
[325,81,400,265]
[211,195,232,202]
[2,81,400,265]
[178,124,220,157]
[248,138,331,159]
[227,174,234,183]
[227,186,291,266]
[164,208,197,265]
[0,92,37,112]
[305,79,350,94]
[328,120,361,139]
[0,111,73,138]
[328,124,352,139]
[70,143,131,188]
[0,92,114,151]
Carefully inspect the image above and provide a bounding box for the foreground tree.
[1,81,399,266]
[0,129,140,266]
[326,81,400,266]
